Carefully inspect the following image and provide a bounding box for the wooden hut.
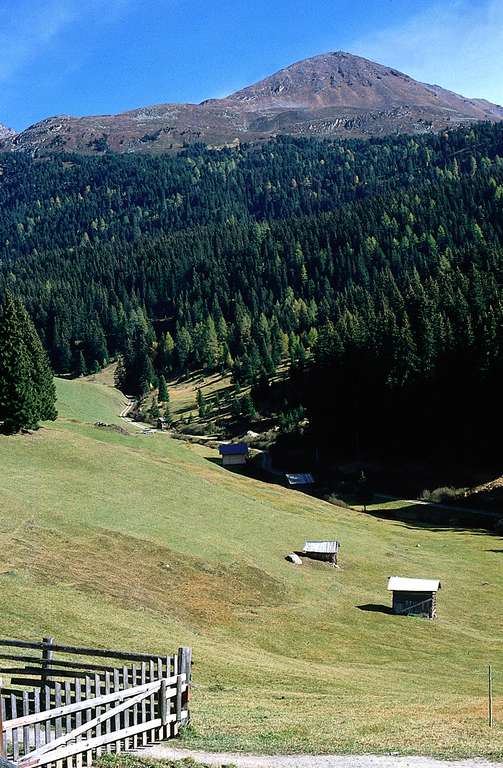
[387,577,441,618]
[218,442,249,466]
[302,540,340,565]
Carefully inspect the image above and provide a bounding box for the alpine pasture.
[1,376,503,759]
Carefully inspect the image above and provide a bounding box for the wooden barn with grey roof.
[301,540,340,565]
[387,577,442,618]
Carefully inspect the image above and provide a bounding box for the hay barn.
[387,576,441,618]
[302,540,340,565]
[218,442,249,466]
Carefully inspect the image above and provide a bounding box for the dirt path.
[119,397,135,419]
[138,745,502,767]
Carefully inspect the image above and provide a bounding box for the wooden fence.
[0,638,192,768]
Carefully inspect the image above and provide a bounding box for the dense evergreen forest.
[1,122,503,460]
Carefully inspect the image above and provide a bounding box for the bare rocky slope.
[2,51,502,155]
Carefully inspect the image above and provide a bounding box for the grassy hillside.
[1,378,503,759]
[55,376,128,425]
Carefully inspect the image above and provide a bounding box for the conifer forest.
[1,122,503,458]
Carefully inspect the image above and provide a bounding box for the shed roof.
[303,540,339,554]
[286,472,315,486]
[219,442,249,456]
[387,577,441,593]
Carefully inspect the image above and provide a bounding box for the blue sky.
[1,0,502,130]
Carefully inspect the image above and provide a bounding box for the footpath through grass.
[1,376,503,759]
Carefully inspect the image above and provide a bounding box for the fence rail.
[0,638,192,768]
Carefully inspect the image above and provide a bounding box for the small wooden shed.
[218,442,249,466]
[387,577,442,619]
[302,540,340,565]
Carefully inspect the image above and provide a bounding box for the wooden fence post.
[489,664,494,727]
[0,677,4,757]
[159,679,168,726]
[41,637,55,687]
[177,647,192,725]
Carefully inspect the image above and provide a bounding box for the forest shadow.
[203,457,502,540]
[205,457,257,479]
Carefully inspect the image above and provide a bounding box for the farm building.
[302,540,340,565]
[387,577,442,618]
[286,472,315,486]
[218,442,249,466]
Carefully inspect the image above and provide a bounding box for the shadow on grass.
[363,503,500,536]
[205,457,277,485]
[357,603,392,615]
[203,457,502,539]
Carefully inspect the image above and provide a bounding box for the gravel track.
[137,745,502,767]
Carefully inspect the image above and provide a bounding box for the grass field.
[55,376,128,425]
[1,376,503,760]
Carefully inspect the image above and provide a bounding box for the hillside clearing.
[1,378,503,760]
[55,376,129,425]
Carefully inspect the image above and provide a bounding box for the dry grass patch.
[5,524,287,629]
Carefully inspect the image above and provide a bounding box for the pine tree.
[149,397,161,420]
[176,326,192,372]
[0,293,37,433]
[158,374,169,402]
[19,299,57,423]
[197,388,206,418]
[114,356,126,389]
[205,316,221,371]
[0,293,57,433]
[73,350,86,378]
[163,402,172,425]
[241,393,257,420]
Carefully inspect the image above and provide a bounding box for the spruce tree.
[158,374,169,402]
[149,397,161,420]
[73,350,86,378]
[0,293,36,433]
[197,388,206,418]
[0,293,57,433]
[163,402,172,425]
[19,299,57,423]
[241,393,257,420]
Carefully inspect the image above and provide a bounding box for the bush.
[420,486,464,504]
[278,405,306,433]
[324,494,350,509]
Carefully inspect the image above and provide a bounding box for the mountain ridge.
[2,51,502,154]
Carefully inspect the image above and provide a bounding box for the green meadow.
[0,376,502,759]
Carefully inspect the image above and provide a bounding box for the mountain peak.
[4,51,503,155]
[225,51,417,109]
[0,122,15,141]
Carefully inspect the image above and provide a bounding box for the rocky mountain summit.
[0,123,16,141]
[2,52,502,155]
